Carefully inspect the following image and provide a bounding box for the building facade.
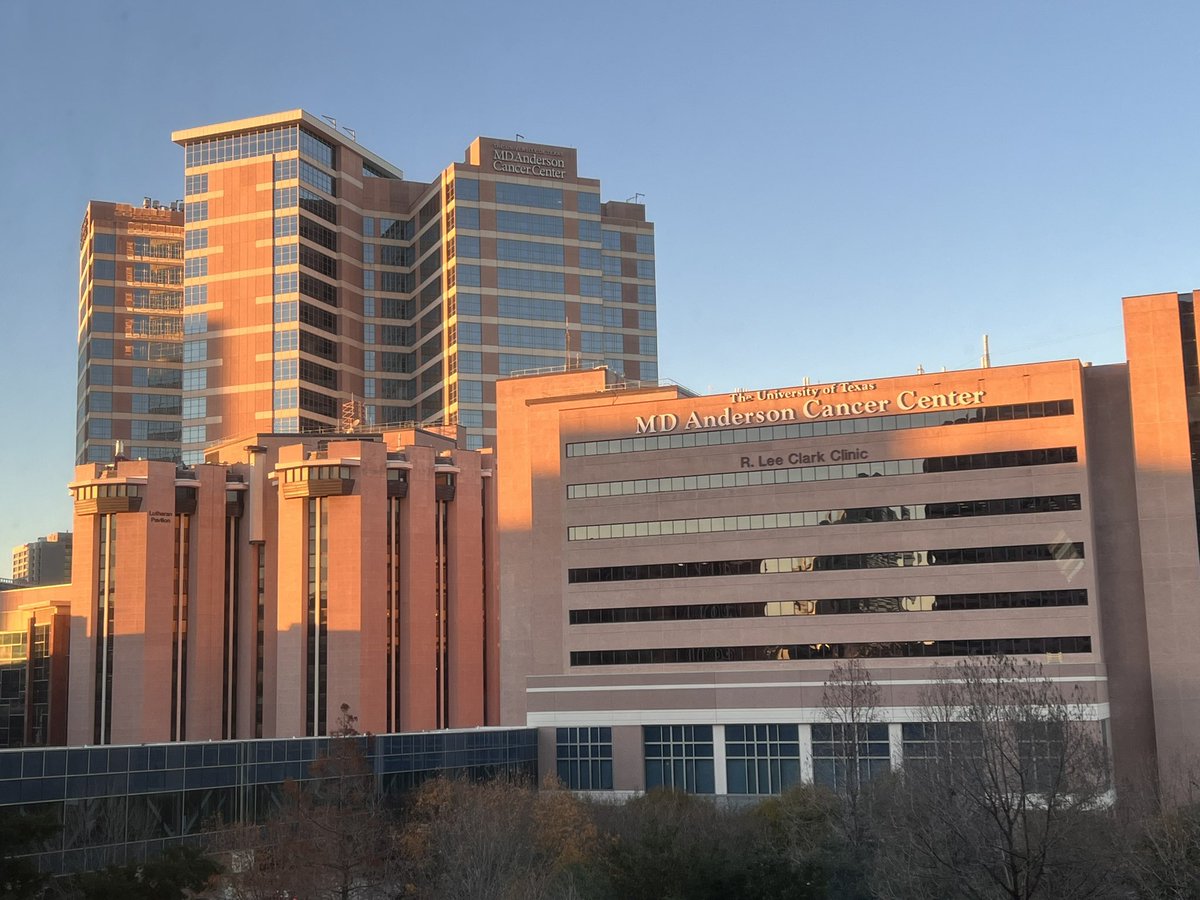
[495,293,1200,795]
[170,110,657,463]
[77,200,185,466]
[11,533,73,586]
[0,426,497,748]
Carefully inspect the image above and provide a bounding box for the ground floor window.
[725,724,803,794]
[644,725,715,793]
[556,727,613,790]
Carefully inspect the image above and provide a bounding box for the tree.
[869,655,1118,900]
[0,806,58,899]
[61,844,220,899]
[819,657,883,853]
[217,705,399,900]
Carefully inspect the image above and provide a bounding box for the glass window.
[580,276,601,297]
[579,248,601,270]
[639,335,657,356]
[458,322,482,345]
[275,243,298,267]
[637,259,655,280]
[458,351,482,374]
[495,182,562,210]
[578,219,601,243]
[811,723,891,793]
[185,173,208,195]
[496,210,563,238]
[182,424,207,444]
[184,257,207,279]
[90,338,114,359]
[456,265,481,288]
[577,192,601,215]
[90,365,112,386]
[497,267,564,294]
[185,201,208,223]
[275,216,298,238]
[93,233,117,254]
[184,124,297,168]
[497,239,563,266]
[299,130,334,167]
[185,230,208,251]
[182,368,207,391]
[88,418,112,439]
[638,284,656,305]
[601,230,621,251]
[726,725,802,795]
[182,397,207,419]
[94,259,116,281]
[644,725,715,794]
[89,391,112,413]
[455,178,479,201]
[274,158,298,181]
[183,312,207,334]
[459,409,484,427]
[556,727,613,790]
[638,310,656,331]
[458,379,483,404]
[636,233,655,255]
[299,160,334,196]
[601,255,622,276]
[456,206,480,230]
[456,236,481,258]
[274,273,298,295]
[498,296,564,322]
[183,340,207,362]
[91,311,114,333]
[499,324,565,350]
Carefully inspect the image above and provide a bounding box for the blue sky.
[1,0,1196,573]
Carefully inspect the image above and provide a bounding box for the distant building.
[10,532,72,586]
[77,199,185,466]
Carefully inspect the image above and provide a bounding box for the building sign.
[149,510,172,524]
[492,145,567,180]
[634,381,987,435]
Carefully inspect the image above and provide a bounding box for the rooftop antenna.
[342,126,357,142]
[625,192,645,204]
[322,115,338,130]
[341,395,363,433]
[564,312,574,368]
[917,364,925,375]
[980,334,991,368]
[515,133,525,141]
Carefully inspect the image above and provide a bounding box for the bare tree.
[870,655,1119,900]
[820,657,883,850]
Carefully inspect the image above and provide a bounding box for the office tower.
[77,200,185,465]
[171,111,657,461]
[11,532,72,586]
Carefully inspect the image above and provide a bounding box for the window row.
[567,494,1082,541]
[184,125,297,168]
[571,635,1093,667]
[567,447,1079,499]
[569,590,1089,624]
[567,541,1085,584]
[566,399,1076,457]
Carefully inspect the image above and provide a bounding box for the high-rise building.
[77,200,185,465]
[10,533,72,586]
[170,111,657,462]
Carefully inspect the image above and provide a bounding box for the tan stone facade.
[0,427,497,747]
[495,294,1200,794]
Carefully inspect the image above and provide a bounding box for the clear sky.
[1,0,1197,574]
